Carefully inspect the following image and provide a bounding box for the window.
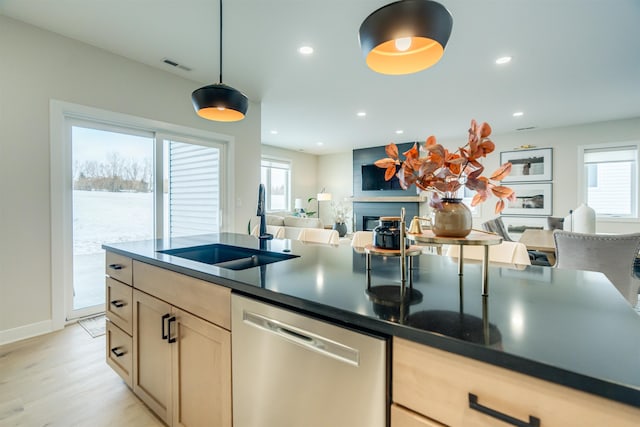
[580,143,639,218]
[164,138,223,238]
[261,157,291,211]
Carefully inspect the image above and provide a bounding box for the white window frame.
[578,141,640,220]
[50,100,234,328]
[261,156,292,212]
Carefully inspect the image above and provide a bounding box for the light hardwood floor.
[0,324,163,427]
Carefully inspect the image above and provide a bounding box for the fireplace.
[354,202,419,231]
[362,216,380,231]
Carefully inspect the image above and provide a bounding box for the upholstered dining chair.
[553,231,640,307]
[481,217,551,266]
[351,231,373,250]
[297,228,340,245]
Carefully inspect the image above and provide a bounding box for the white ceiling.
[2,0,639,154]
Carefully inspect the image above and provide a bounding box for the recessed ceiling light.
[270,130,278,135]
[513,111,524,117]
[299,46,314,55]
[357,111,366,117]
[496,56,512,65]
[395,130,404,134]
[316,141,324,146]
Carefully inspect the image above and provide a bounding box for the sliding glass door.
[71,125,154,317]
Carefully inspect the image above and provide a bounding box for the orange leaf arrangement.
[374,119,516,214]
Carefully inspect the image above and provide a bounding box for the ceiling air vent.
[162,58,192,72]
[516,126,536,131]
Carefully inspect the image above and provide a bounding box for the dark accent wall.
[353,142,417,198]
[353,142,421,231]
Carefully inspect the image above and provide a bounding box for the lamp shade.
[192,83,249,122]
[317,192,332,201]
[294,198,303,209]
[359,0,453,75]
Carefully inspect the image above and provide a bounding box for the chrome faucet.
[257,184,273,243]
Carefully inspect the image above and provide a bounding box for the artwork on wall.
[500,148,553,182]
[502,183,553,216]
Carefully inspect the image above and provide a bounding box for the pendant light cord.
[219,0,223,84]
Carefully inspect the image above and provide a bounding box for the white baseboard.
[0,320,58,346]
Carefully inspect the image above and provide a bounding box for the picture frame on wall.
[500,148,553,182]
[502,183,552,216]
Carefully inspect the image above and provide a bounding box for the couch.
[250,214,324,240]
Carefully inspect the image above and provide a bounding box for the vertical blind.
[583,146,637,216]
[168,141,220,237]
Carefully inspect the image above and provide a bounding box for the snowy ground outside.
[73,190,153,309]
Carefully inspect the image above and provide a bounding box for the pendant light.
[192,0,248,122]
[359,0,453,75]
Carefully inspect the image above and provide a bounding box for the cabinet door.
[133,290,172,425]
[172,308,231,427]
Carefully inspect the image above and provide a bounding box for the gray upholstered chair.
[553,230,640,307]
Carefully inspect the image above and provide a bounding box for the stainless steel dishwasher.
[232,294,388,427]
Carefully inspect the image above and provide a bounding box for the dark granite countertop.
[103,232,640,408]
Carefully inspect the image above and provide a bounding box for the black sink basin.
[158,243,298,270]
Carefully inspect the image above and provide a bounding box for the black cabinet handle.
[108,263,123,270]
[161,313,170,340]
[111,347,125,357]
[468,393,540,427]
[110,300,125,308]
[167,316,177,343]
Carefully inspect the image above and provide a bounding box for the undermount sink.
[158,243,298,270]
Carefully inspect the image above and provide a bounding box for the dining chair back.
[351,231,373,249]
[445,241,531,267]
[553,230,640,307]
[481,217,513,241]
[297,228,340,245]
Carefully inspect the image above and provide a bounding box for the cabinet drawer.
[105,252,132,285]
[133,261,231,330]
[393,338,640,427]
[391,404,446,427]
[106,320,133,388]
[106,277,133,335]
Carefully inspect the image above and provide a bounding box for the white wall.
[320,117,640,234]
[0,16,261,342]
[318,152,354,229]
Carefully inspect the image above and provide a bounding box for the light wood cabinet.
[105,253,134,388]
[105,251,132,285]
[106,277,133,334]
[106,319,133,387]
[126,259,232,427]
[132,289,232,427]
[105,253,232,427]
[171,307,231,427]
[391,404,446,427]
[133,289,173,424]
[393,337,640,427]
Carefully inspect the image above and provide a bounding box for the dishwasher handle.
[243,310,360,366]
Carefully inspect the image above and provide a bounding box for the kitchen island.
[104,233,640,426]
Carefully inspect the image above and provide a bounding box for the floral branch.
[374,119,516,214]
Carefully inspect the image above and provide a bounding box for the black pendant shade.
[192,83,248,122]
[359,0,453,75]
[192,0,248,122]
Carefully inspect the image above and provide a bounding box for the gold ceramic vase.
[432,198,472,237]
